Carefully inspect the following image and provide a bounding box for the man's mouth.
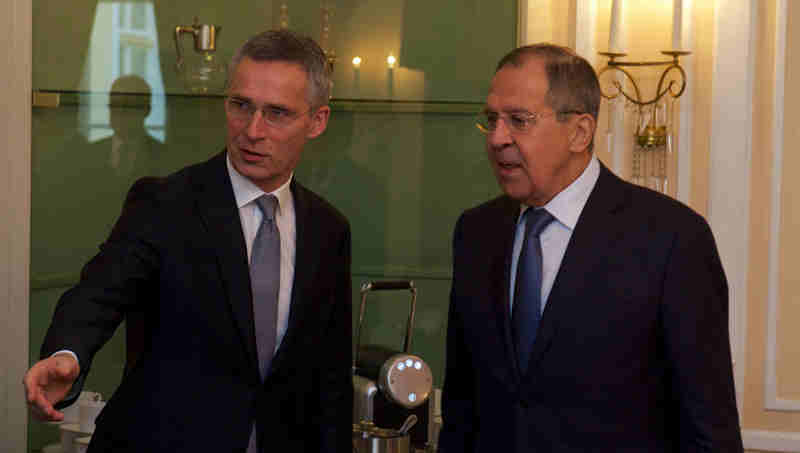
[497,160,521,170]
[239,146,265,157]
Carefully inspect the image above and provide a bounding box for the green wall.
[30,1,516,451]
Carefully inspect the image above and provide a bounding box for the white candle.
[609,0,622,52]
[672,0,683,50]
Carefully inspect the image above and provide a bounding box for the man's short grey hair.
[227,29,332,109]
[496,43,601,122]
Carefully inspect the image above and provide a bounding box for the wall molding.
[0,0,31,450]
[764,0,800,413]
[708,0,755,410]
[743,429,800,452]
[676,0,694,204]
[517,0,528,45]
[572,0,597,61]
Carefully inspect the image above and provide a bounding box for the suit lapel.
[488,198,524,384]
[269,180,319,372]
[192,151,260,378]
[526,163,628,374]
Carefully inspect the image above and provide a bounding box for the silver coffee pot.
[173,17,224,93]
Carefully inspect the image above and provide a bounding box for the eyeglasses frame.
[224,96,313,129]
[475,109,586,135]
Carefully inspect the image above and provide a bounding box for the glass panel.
[33,0,514,99]
[30,1,516,450]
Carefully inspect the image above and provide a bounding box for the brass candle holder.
[599,50,691,193]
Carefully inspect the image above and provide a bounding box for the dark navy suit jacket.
[439,163,743,452]
[42,151,353,452]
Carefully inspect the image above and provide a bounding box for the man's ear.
[306,105,331,139]
[569,113,596,153]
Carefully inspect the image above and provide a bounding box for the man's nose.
[487,118,513,149]
[245,111,267,139]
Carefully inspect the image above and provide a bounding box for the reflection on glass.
[83,1,165,142]
[104,76,164,177]
[174,17,225,94]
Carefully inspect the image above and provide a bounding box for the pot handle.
[397,414,417,435]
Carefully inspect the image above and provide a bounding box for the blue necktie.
[512,208,554,374]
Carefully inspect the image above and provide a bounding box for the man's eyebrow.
[482,106,532,115]
[265,103,290,111]
[227,95,254,105]
[228,96,290,111]
[503,107,533,114]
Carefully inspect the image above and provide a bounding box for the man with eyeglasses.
[439,43,743,452]
[24,30,352,453]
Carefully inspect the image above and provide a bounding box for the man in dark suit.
[23,30,352,452]
[438,44,743,452]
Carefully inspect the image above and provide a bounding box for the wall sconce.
[352,56,362,68]
[599,0,690,194]
[387,54,397,69]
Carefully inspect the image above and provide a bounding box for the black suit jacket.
[439,163,743,452]
[42,151,353,452]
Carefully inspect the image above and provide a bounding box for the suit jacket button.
[519,400,529,409]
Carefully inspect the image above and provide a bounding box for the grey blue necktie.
[512,208,554,374]
[250,194,280,380]
[248,195,280,453]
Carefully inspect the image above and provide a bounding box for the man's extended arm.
[32,178,160,411]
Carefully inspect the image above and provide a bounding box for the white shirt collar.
[520,155,600,230]
[226,153,293,213]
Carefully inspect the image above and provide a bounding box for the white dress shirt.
[226,155,296,353]
[509,155,600,313]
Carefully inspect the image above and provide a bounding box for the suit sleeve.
[661,215,743,452]
[438,214,476,452]
[40,178,161,408]
[317,222,353,452]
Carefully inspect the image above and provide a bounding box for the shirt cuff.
[51,350,79,364]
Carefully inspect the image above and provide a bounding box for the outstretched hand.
[23,353,80,421]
